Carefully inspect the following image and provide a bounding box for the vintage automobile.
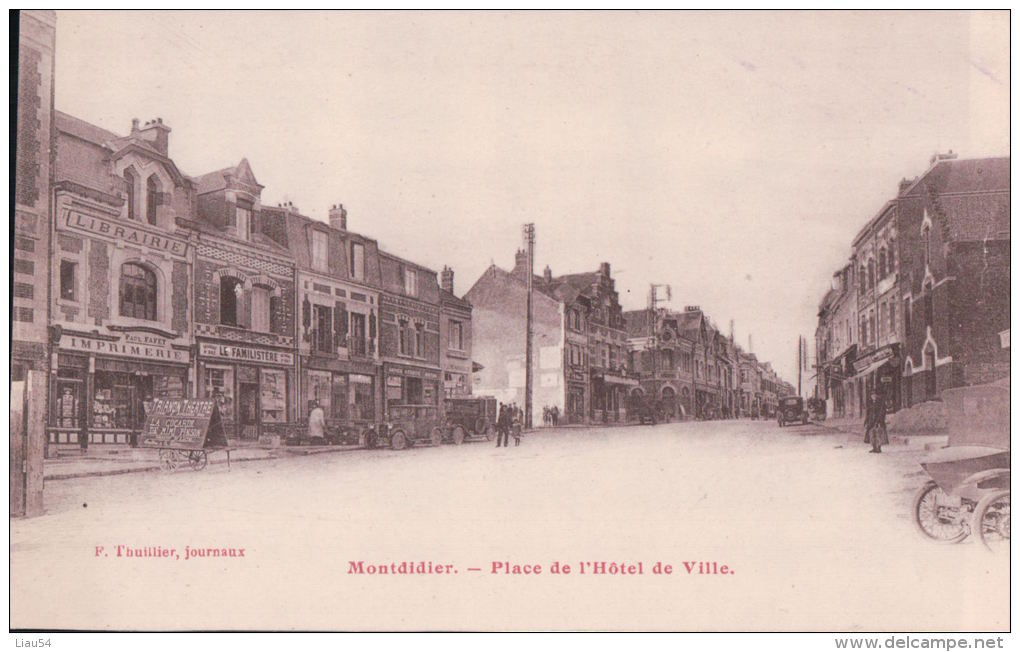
[777,396,808,427]
[363,404,445,451]
[443,396,497,444]
[807,397,827,421]
[912,379,1009,551]
[633,397,666,425]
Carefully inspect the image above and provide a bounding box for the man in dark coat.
[865,389,888,453]
[496,404,510,448]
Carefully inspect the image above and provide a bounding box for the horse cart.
[912,379,1009,551]
[140,398,231,472]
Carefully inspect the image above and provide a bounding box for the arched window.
[146,175,160,225]
[867,258,875,290]
[878,248,887,278]
[124,169,137,221]
[220,276,243,326]
[922,225,931,267]
[859,265,867,294]
[120,263,156,320]
[923,281,934,327]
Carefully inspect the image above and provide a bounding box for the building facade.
[285,203,383,429]
[378,252,443,418]
[13,10,56,383]
[439,267,474,399]
[625,308,695,419]
[48,114,196,444]
[815,153,1010,417]
[188,160,299,440]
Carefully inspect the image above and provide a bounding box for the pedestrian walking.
[864,390,888,453]
[495,403,510,448]
[512,406,522,446]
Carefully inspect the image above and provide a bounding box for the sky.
[53,10,1009,386]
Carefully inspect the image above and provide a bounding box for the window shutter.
[239,287,252,329]
[302,297,311,333]
[335,301,348,348]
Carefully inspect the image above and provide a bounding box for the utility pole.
[797,335,803,397]
[523,223,535,430]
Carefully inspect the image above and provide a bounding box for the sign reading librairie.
[140,399,228,450]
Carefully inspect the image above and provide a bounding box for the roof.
[439,288,472,311]
[55,110,121,146]
[193,158,261,195]
[900,156,1009,198]
[623,309,650,337]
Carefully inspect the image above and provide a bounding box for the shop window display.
[205,366,235,421]
[260,369,286,423]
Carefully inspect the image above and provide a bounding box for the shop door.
[239,382,260,440]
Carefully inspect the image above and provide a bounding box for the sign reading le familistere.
[199,342,294,366]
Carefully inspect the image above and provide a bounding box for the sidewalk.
[44,441,361,481]
[813,417,948,451]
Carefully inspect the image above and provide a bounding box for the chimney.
[543,265,552,283]
[329,203,348,231]
[440,266,454,293]
[599,262,610,278]
[135,117,171,156]
[929,150,958,167]
[897,177,915,195]
[684,305,700,313]
[513,249,528,276]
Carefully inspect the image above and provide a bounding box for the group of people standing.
[495,403,523,448]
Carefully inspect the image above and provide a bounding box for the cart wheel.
[484,424,495,441]
[474,417,488,436]
[430,426,444,447]
[159,449,181,472]
[973,489,1010,552]
[188,450,208,471]
[913,480,969,543]
[391,430,407,451]
[452,425,466,445]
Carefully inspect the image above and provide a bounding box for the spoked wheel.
[159,449,182,472]
[391,430,408,451]
[452,425,466,445]
[430,427,444,447]
[973,489,1010,553]
[484,424,495,441]
[913,480,969,543]
[188,450,208,471]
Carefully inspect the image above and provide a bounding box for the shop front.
[50,329,191,445]
[384,362,440,416]
[852,343,901,414]
[565,369,587,424]
[197,340,295,440]
[303,357,379,430]
[591,370,639,422]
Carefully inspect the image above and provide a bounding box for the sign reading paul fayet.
[140,399,228,450]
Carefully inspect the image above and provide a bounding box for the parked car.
[633,397,664,425]
[443,396,497,444]
[777,396,808,427]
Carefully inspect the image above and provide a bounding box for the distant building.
[466,253,634,424]
[439,267,474,399]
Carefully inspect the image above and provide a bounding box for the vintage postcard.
[10,9,1010,637]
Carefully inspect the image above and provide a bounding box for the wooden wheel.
[452,425,466,445]
[430,427,443,447]
[188,450,208,471]
[484,424,495,441]
[390,430,407,451]
[159,449,181,472]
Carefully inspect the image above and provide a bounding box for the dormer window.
[404,268,418,297]
[312,231,328,272]
[350,242,365,281]
[235,202,253,241]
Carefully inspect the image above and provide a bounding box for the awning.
[851,358,887,380]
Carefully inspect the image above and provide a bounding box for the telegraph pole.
[797,335,803,397]
[523,223,535,430]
